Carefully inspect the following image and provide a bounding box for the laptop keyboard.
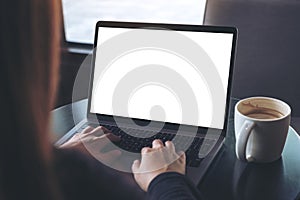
[77,123,215,167]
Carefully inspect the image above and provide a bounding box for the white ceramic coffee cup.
[234,96,291,163]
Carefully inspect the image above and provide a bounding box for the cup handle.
[236,120,255,161]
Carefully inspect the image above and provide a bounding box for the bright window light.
[62,0,207,44]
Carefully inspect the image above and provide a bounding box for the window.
[62,0,207,44]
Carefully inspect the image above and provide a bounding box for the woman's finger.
[86,133,120,149]
[152,139,164,149]
[81,126,94,134]
[70,132,81,140]
[98,126,110,133]
[131,159,141,173]
[141,147,152,154]
[165,141,175,153]
[102,132,121,143]
[90,126,110,136]
[164,141,178,162]
[178,151,186,164]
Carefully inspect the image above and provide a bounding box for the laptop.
[56,21,237,185]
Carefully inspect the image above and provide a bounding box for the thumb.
[178,151,186,164]
[131,159,141,173]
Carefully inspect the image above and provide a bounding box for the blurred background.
[57,0,300,122]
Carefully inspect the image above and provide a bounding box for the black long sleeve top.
[54,148,202,200]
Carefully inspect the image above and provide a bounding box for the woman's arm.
[147,172,203,200]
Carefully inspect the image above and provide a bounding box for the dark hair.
[0,0,61,199]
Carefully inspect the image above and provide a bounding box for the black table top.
[51,98,300,200]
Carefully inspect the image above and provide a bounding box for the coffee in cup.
[234,96,291,163]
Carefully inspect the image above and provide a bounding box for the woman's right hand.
[132,139,186,191]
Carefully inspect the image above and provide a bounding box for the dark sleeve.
[147,172,203,200]
[54,148,146,200]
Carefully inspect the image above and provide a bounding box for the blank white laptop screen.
[90,27,234,129]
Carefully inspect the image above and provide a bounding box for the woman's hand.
[60,126,121,164]
[132,139,186,191]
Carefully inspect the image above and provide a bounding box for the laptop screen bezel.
[87,21,237,136]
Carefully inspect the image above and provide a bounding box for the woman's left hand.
[60,126,122,164]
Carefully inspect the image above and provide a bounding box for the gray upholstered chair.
[204,0,300,116]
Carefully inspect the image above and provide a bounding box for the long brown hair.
[0,0,61,199]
